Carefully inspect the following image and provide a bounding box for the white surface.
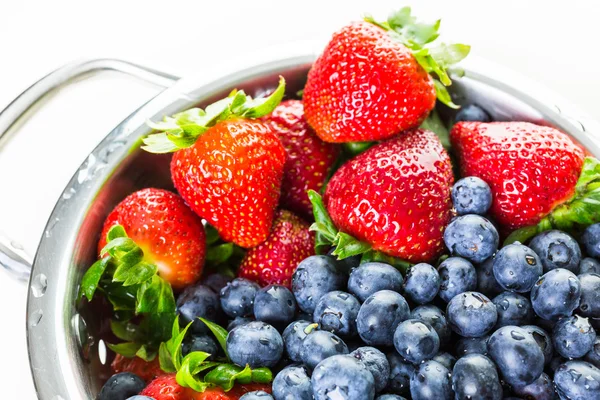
[0,0,598,397]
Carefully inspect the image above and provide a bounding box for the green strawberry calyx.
[365,7,470,109]
[142,77,286,154]
[505,156,600,245]
[308,190,412,273]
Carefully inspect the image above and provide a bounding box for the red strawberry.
[303,9,469,143]
[450,121,586,233]
[189,383,272,400]
[111,354,163,382]
[140,374,186,400]
[238,209,314,287]
[322,129,454,262]
[262,100,340,219]
[99,188,206,290]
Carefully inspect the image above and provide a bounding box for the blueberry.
[529,230,581,274]
[585,337,600,368]
[402,263,440,304]
[476,258,503,298]
[313,291,360,337]
[272,365,313,400]
[182,333,218,358]
[512,372,554,400]
[577,273,600,318]
[386,352,415,395]
[292,255,346,314]
[375,395,407,400]
[282,320,312,362]
[239,391,273,400]
[311,354,375,400]
[492,243,542,292]
[455,336,489,357]
[531,268,581,320]
[393,319,440,364]
[357,290,410,347]
[98,372,145,400]
[202,273,233,293]
[220,278,260,318]
[443,214,499,263]
[227,316,253,331]
[227,321,283,368]
[582,223,600,258]
[347,262,403,302]
[522,325,553,365]
[410,360,453,400]
[300,330,348,370]
[492,292,533,327]
[454,104,491,123]
[437,257,477,302]
[177,283,221,333]
[253,285,297,328]
[410,305,451,346]
[451,177,492,216]
[488,325,545,387]
[351,346,390,393]
[446,291,497,337]
[553,315,597,358]
[554,361,600,400]
[432,352,456,370]
[580,257,600,274]
[451,354,502,400]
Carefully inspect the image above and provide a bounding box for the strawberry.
[450,121,599,243]
[99,188,206,290]
[238,209,314,287]
[143,79,288,248]
[262,100,340,219]
[111,354,163,382]
[189,384,272,400]
[140,374,186,400]
[311,129,453,263]
[303,8,469,143]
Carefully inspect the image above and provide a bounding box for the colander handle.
[0,58,179,281]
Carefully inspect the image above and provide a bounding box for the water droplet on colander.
[62,187,76,200]
[29,309,43,327]
[31,273,47,298]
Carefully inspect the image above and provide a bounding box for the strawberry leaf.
[176,351,215,392]
[206,243,234,264]
[78,257,111,301]
[110,320,140,342]
[199,318,229,360]
[332,233,372,258]
[204,364,253,391]
[433,80,459,109]
[106,342,142,358]
[360,250,412,273]
[420,108,450,148]
[136,275,176,314]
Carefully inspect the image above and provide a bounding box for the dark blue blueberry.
[98,372,145,400]
[351,346,390,393]
[437,257,477,302]
[454,104,491,123]
[357,290,410,347]
[447,291,497,337]
[227,316,253,331]
[451,354,502,400]
[311,354,375,400]
[282,320,312,363]
[580,257,600,274]
[292,255,346,314]
[402,263,440,304]
[584,337,600,368]
[300,330,348,369]
[554,361,600,400]
[219,278,260,318]
[376,395,407,400]
[577,273,600,318]
[512,372,554,400]
[226,321,283,368]
[492,243,542,292]
[177,283,221,333]
[476,258,503,298]
[295,311,313,321]
[530,230,581,274]
[347,262,403,302]
[182,333,218,358]
[432,352,456,370]
[553,315,597,359]
[451,176,493,216]
[328,247,361,274]
[410,305,451,346]
[202,273,233,293]
[272,365,313,400]
[531,268,581,320]
[488,325,545,387]
[253,285,297,328]
[455,336,489,357]
[522,325,553,365]
[443,214,499,263]
[549,355,567,376]
[393,319,440,364]
[492,292,533,327]
[313,291,360,337]
[410,360,453,400]
[386,352,415,395]
[239,391,273,400]
[582,223,600,258]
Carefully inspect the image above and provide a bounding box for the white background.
[0,0,599,397]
